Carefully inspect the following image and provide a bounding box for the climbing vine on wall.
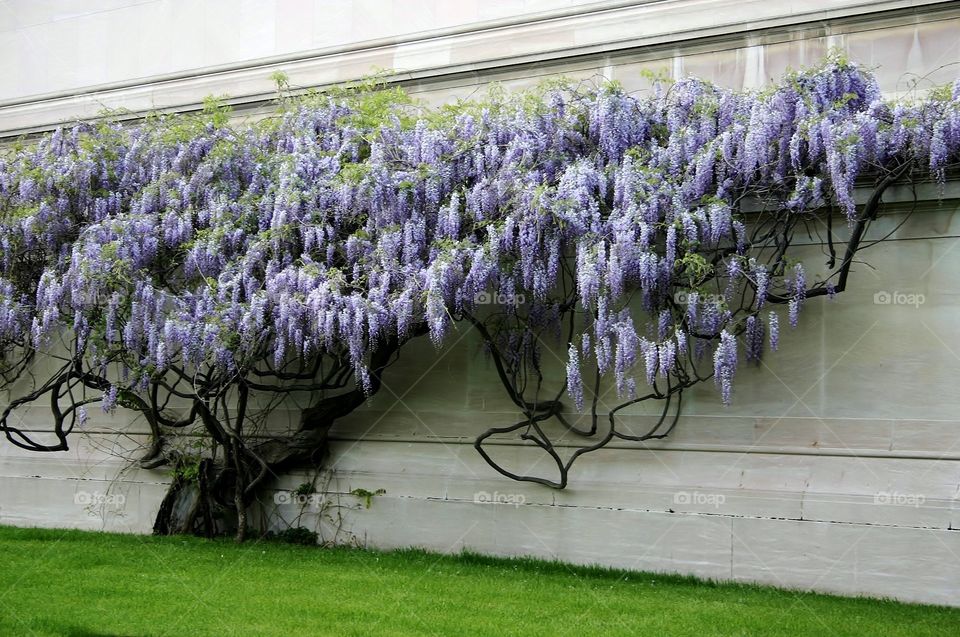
[0,55,958,538]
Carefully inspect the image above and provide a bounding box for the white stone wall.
[3,0,959,135]
[2,0,960,607]
[0,0,607,102]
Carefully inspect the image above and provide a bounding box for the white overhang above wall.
[0,0,956,138]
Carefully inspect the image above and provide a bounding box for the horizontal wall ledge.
[324,433,960,461]
[7,431,960,461]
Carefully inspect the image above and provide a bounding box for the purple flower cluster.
[713,331,738,405]
[566,343,584,412]
[0,57,956,411]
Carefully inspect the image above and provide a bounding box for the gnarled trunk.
[151,327,424,540]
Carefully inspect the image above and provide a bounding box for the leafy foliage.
[267,526,319,546]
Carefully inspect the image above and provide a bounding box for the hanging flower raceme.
[566,343,584,412]
[0,55,955,414]
[713,331,738,405]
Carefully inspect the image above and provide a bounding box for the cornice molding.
[0,0,954,138]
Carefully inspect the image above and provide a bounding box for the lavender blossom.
[713,331,738,405]
[768,311,780,351]
[566,343,585,412]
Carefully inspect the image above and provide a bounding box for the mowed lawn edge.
[0,525,957,637]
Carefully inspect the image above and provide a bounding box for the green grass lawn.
[1,526,958,636]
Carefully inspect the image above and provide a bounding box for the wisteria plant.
[0,55,957,539]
